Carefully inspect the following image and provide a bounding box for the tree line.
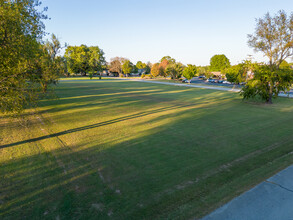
[1,0,293,115]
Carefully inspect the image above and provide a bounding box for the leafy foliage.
[165,63,184,79]
[183,64,197,80]
[248,10,293,69]
[151,63,160,77]
[122,59,133,76]
[160,56,176,64]
[240,65,293,103]
[136,61,146,70]
[64,45,105,75]
[159,59,169,77]
[0,0,48,113]
[210,54,231,71]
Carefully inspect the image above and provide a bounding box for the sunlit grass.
[1,80,293,219]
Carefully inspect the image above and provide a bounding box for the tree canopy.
[151,63,160,77]
[160,56,176,64]
[183,64,197,80]
[65,45,105,75]
[122,59,133,76]
[210,54,231,71]
[241,64,293,103]
[136,61,147,70]
[242,10,293,103]
[248,10,293,70]
[165,63,184,79]
[0,0,48,113]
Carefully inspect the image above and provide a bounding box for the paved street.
[202,165,293,220]
[132,79,293,98]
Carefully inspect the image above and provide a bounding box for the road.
[130,79,293,98]
[201,165,293,220]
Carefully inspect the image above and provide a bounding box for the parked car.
[223,81,231,84]
[182,79,189,83]
[206,78,215,83]
[218,80,223,83]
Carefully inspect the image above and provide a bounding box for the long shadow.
[0,103,201,149]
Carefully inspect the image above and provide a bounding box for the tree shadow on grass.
[1,102,293,219]
[0,102,214,149]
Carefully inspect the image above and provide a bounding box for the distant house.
[210,72,223,78]
[137,68,146,75]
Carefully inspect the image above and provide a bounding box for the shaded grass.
[1,79,293,219]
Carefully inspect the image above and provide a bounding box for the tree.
[248,10,293,70]
[241,64,293,103]
[183,64,197,81]
[160,56,176,64]
[151,63,160,77]
[31,34,65,93]
[109,57,126,76]
[64,45,105,76]
[88,46,106,73]
[45,34,62,59]
[210,54,231,71]
[0,0,48,113]
[242,10,293,103]
[159,59,169,77]
[225,64,247,84]
[65,45,90,75]
[122,59,133,77]
[145,62,152,74]
[165,63,184,79]
[197,66,210,77]
[132,65,138,73]
[136,61,146,70]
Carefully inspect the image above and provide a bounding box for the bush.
[141,73,145,78]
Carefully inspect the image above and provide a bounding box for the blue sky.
[41,0,293,65]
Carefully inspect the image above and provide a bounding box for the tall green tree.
[241,64,293,103]
[183,64,197,81]
[248,10,293,70]
[122,59,133,77]
[160,56,176,64]
[0,0,47,113]
[210,54,231,71]
[64,45,105,76]
[165,63,184,79]
[136,61,146,70]
[88,46,106,73]
[29,34,65,93]
[242,10,293,103]
[65,45,90,75]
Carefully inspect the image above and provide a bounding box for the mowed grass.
[1,79,293,219]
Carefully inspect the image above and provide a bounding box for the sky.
[41,0,293,66]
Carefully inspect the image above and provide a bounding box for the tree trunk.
[41,82,47,93]
[267,93,273,104]
[267,83,273,104]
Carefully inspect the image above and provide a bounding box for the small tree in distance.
[122,60,133,77]
[151,63,160,77]
[183,64,197,82]
[210,54,231,71]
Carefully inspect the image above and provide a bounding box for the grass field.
[1,79,293,219]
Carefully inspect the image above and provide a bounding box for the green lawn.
[1,79,293,219]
